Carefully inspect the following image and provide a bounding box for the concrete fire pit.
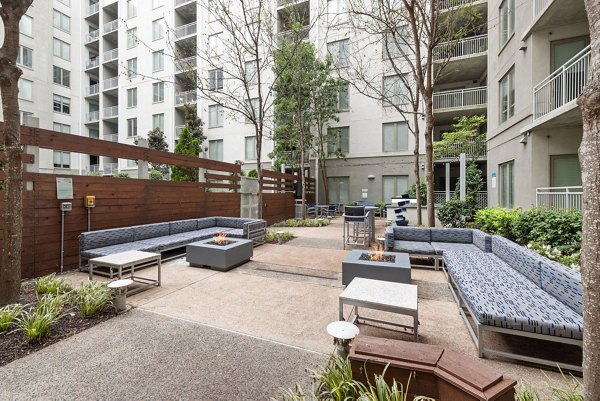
[342,249,411,285]
[186,237,253,271]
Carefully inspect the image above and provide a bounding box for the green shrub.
[273,218,330,227]
[265,230,295,244]
[87,171,102,177]
[473,207,520,239]
[436,199,475,228]
[76,281,113,317]
[247,169,259,178]
[149,169,164,180]
[513,208,581,255]
[407,182,427,205]
[18,295,66,343]
[0,304,24,333]
[36,274,73,296]
[112,172,130,178]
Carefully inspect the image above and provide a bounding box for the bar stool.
[343,206,370,249]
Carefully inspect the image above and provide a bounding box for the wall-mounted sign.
[56,177,73,200]
[491,171,497,189]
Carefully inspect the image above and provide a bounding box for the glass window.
[327,0,347,25]
[53,94,70,114]
[245,60,257,84]
[327,177,349,204]
[500,0,514,47]
[208,33,223,56]
[152,114,165,131]
[245,136,256,160]
[127,28,138,48]
[499,67,515,123]
[20,15,33,37]
[337,82,349,111]
[209,105,223,128]
[245,98,259,123]
[53,9,70,33]
[209,139,224,161]
[127,0,137,19]
[127,88,137,108]
[152,82,164,102]
[152,19,164,41]
[209,68,224,90]
[53,38,70,60]
[327,39,350,68]
[17,46,33,68]
[382,176,408,203]
[53,151,70,168]
[499,161,514,208]
[127,58,137,78]
[18,79,33,101]
[53,122,70,133]
[382,121,408,151]
[383,27,409,58]
[89,128,99,139]
[383,74,407,106]
[127,118,138,137]
[551,155,582,187]
[53,66,70,87]
[152,50,164,72]
[327,127,349,154]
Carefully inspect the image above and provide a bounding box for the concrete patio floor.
[1,218,578,400]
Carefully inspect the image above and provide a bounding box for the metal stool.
[327,321,360,358]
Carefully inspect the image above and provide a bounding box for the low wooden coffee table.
[88,250,161,295]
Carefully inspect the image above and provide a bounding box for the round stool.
[108,278,133,313]
[327,321,360,359]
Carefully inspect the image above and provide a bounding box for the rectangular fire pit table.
[186,237,253,271]
[339,277,418,341]
[342,249,411,286]
[88,250,161,295]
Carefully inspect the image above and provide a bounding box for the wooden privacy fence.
[0,125,309,278]
[260,170,315,224]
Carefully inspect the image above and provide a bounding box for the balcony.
[278,26,310,43]
[85,57,100,70]
[434,138,487,160]
[102,76,119,91]
[524,0,587,39]
[532,45,590,125]
[437,0,486,11]
[277,0,309,8]
[102,106,119,120]
[103,49,118,63]
[103,134,118,142]
[103,19,118,35]
[174,22,197,40]
[433,34,487,61]
[85,84,100,97]
[175,125,185,138]
[433,35,487,84]
[88,164,100,174]
[86,29,100,44]
[86,3,100,18]
[433,87,487,123]
[85,111,100,123]
[434,191,488,208]
[175,56,197,74]
[536,186,583,211]
[103,163,118,175]
[175,90,197,106]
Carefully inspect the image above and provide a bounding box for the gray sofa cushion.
[81,241,156,258]
[540,258,583,315]
[215,217,247,229]
[226,228,245,238]
[393,227,431,242]
[131,223,170,241]
[432,242,481,255]
[169,219,198,234]
[80,228,133,251]
[430,228,473,243]
[196,217,216,229]
[492,235,542,287]
[472,229,492,252]
[392,240,436,255]
[444,250,582,340]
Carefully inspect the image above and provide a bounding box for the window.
[127,58,137,78]
[245,98,259,123]
[209,105,223,127]
[152,114,164,131]
[245,60,257,84]
[327,39,349,68]
[499,67,515,123]
[209,68,224,90]
[327,177,349,203]
[53,151,70,169]
[382,176,408,203]
[20,111,33,124]
[17,46,33,68]
[551,155,582,187]
[382,121,408,152]
[127,0,137,19]
[327,0,347,25]
[209,139,224,161]
[18,79,33,101]
[127,118,138,137]
[327,127,349,154]
[152,19,164,41]
[152,0,164,8]
[53,9,70,33]
[89,128,99,139]
[127,88,137,108]
[245,136,256,160]
[152,50,164,72]
[383,27,409,58]
[383,74,407,106]
[153,82,164,102]
[53,66,70,87]
[127,28,138,48]
[53,38,70,60]
[499,161,514,208]
[53,122,70,133]
[208,33,223,56]
[499,0,515,47]
[337,82,349,110]
[53,94,70,114]
[20,15,33,37]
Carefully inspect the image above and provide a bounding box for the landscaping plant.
[35,273,73,296]
[76,281,113,317]
[274,219,330,228]
[0,304,24,333]
[265,231,295,244]
[436,199,474,228]
[18,294,66,343]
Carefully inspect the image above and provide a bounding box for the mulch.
[0,283,115,367]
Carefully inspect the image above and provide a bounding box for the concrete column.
[445,163,450,201]
[136,138,149,179]
[459,153,466,201]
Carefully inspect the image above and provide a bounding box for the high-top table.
[88,250,161,295]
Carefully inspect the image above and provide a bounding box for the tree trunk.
[0,0,33,306]
[300,136,306,219]
[578,2,600,396]
[424,97,436,227]
[256,137,263,220]
[320,158,329,205]
[413,98,422,226]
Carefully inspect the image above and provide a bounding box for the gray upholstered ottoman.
[186,238,253,271]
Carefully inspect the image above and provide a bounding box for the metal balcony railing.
[174,22,197,39]
[86,29,100,44]
[175,125,185,138]
[433,34,488,61]
[103,134,118,142]
[437,0,479,10]
[175,90,197,105]
[103,163,118,175]
[175,0,193,6]
[536,186,583,211]
[435,138,487,159]
[85,84,100,97]
[175,56,197,73]
[534,0,552,19]
[88,164,100,173]
[102,77,118,91]
[103,106,119,119]
[434,191,488,208]
[277,0,309,7]
[86,3,100,17]
[103,48,118,63]
[433,87,487,110]
[85,111,100,123]
[86,57,99,70]
[103,19,118,34]
[278,26,310,43]
[533,45,590,120]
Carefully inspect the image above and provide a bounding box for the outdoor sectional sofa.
[79,217,267,268]
[385,226,583,371]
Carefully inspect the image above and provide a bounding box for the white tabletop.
[340,278,418,311]
[107,278,134,289]
[89,250,160,266]
[327,321,360,340]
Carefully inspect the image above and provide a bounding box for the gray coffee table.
[339,277,418,341]
[186,237,253,271]
[88,250,161,295]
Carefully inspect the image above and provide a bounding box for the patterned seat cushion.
[196,217,216,229]
[430,228,473,243]
[393,227,431,242]
[492,235,542,287]
[431,242,481,255]
[225,229,245,238]
[215,217,248,229]
[81,241,157,258]
[392,240,436,255]
[472,229,492,252]
[540,258,583,315]
[169,219,198,235]
[176,227,234,242]
[80,228,134,251]
[444,250,583,340]
[131,223,170,241]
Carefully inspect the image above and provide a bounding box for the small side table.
[327,321,360,358]
[108,278,133,313]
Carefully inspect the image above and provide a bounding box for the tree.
[577,1,600,397]
[171,127,200,182]
[142,127,169,176]
[183,103,205,144]
[0,0,34,306]
[434,115,486,162]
